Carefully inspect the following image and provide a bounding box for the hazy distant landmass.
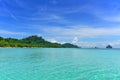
[106,45,112,49]
[0,35,79,48]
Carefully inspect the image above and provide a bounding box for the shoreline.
[0,47,120,50]
[0,47,80,48]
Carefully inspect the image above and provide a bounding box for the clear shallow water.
[0,48,120,80]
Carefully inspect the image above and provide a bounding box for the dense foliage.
[62,43,79,48]
[0,35,79,48]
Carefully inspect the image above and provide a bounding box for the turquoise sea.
[0,48,120,80]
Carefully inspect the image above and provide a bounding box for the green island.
[0,35,79,48]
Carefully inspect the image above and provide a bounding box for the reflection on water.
[25,51,44,59]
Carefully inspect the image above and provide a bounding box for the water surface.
[0,48,120,80]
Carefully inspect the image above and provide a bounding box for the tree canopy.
[0,35,79,48]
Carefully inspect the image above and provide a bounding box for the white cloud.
[39,25,120,47]
[0,29,28,35]
[99,15,120,22]
[42,25,120,38]
[19,13,70,24]
[58,2,120,22]
[48,14,61,20]
[47,38,58,43]
[82,2,120,22]
[72,37,78,45]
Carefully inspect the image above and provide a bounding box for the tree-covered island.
[0,35,79,48]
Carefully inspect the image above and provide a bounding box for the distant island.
[0,35,79,48]
[106,45,112,49]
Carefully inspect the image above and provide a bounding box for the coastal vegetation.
[0,35,79,48]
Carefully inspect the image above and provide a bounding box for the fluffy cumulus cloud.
[72,37,78,45]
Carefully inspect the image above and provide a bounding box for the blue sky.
[1,0,120,48]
